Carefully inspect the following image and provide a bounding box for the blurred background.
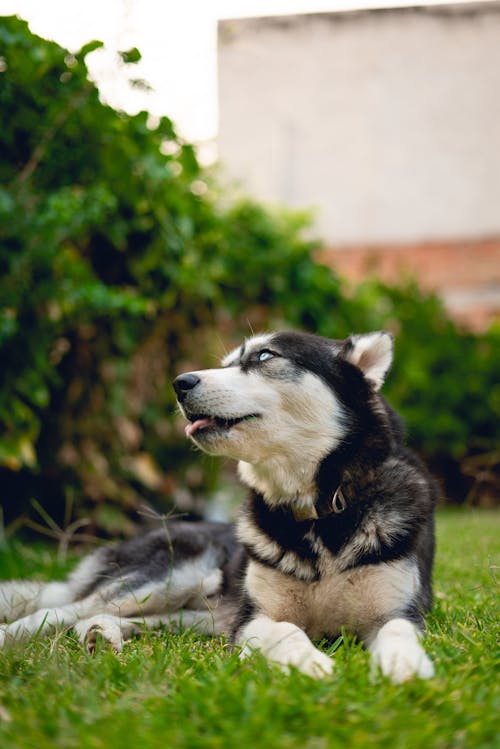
[0,0,499,545]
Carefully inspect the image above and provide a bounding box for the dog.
[0,330,437,683]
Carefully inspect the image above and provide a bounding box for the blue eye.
[258,350,274,362]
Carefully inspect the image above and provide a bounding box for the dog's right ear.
[341,331,394,391]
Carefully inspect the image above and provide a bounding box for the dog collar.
[292,485,347,522]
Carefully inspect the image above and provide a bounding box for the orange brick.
[318,238,500,331]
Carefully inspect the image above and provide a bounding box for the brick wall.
[318,238,500,331]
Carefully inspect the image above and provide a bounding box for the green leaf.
[118,47,142,64]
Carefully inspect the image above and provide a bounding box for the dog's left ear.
[341,331,394,391]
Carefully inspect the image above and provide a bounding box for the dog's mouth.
[185,413,260,438]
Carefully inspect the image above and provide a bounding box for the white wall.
[218,5,500,244]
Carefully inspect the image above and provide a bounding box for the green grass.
[0,510,498,749]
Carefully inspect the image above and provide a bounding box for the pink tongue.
[185,418,214,437]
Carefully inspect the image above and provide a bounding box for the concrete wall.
[218,4,500,245]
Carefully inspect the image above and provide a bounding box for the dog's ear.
[341,331,394,391]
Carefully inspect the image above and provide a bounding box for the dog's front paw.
[370,618,435,684]
[241,620,333,679]
[372,640,434,683]
[289,646,334,679]
[74,615,125,654]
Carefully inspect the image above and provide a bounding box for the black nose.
[173,373,201,401]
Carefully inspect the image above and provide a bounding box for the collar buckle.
[291,485,347,522]
[331,485,347,514]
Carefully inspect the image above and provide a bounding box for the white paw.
[370,618,435,684]
[373,641,434,683]
[74,615,125,653]
[240,620,333,679]
[0,625,6,649]
[288,646,334,679]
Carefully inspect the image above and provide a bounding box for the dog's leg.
[0,565,225,649]
[0,588,111,648]
[130,609,223,635]
[237,614,333,678]
[0,581,74,623]
[95,564,224,620]
[0,582,49,622]
[74,608,226,653]
[0,604,80,647]
[367,618,434,683]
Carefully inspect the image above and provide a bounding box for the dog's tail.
[0,581,73,623]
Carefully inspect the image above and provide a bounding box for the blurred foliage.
[0,17,498,537]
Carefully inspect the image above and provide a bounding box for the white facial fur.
[179,334,346,505]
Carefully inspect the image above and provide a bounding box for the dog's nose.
[173,373,201,401]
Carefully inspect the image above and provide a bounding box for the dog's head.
[173,331,393,495]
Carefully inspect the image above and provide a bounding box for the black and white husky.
[0,331,437,683]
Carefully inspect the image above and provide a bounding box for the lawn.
[0,510,498,749]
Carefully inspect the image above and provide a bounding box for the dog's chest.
[244,555,419,640]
